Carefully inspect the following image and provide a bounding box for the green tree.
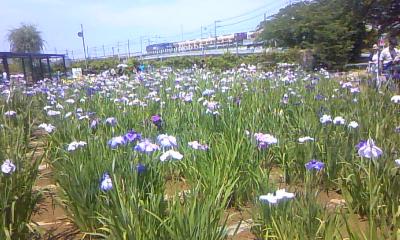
[259,0,359,69]
[366,0,400,35]
[8,23,44,53]
[258,0,399,69]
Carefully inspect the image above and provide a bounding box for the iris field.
[1,65,400,239]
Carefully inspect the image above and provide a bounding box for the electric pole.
[214,20,221,49]
[78,24,88,69]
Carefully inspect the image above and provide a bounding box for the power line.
[67,1,296,59]
[218,2,281,22]
[219,13,265,28]
[218,1,287,23]
[180,1,287,39]
[146,1,287,42]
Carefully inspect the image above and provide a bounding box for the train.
[145,31,258,54]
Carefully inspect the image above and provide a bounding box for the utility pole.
[78,24,88,69]
[214,21,217,49]
[102,45,105,57]
[140,35,147,60]
[128,39,131,58]
[214,20,221,49]
[201,25,204,55]
[236,39,239,56]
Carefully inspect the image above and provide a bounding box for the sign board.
[234,32,247,41]
[72,68,82,79]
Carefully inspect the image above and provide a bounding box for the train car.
[145,30,258,54]
[234,32,247,41]
[146,42,175,54]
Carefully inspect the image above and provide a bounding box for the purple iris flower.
[25,91,35,97]
[355,140,367,151]
[134,139,160,153]
[357,139,383,159]
[157,134,177,148]
[1,159,16,174]
[124,130,141,143]
[281,94,289,104]
[151,114,161,123]
[4,111,17,117]
[105,117,117,126]
[100,172,113,191]
[90,119,99,129]
[151,114,163,128]
[314,94,325,101]
[202,89,215,97]
[234,97,241,106]
[136,163,146,174]
[108,136,127,149]
[254,133,278,149]
[86,87,97,96]
[350,87,360,94]
[320,114,332,124]
[188,141,209,151]
[41,87,49,93]
[305,159,325,171]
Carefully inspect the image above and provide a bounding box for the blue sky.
[1,0,288,58]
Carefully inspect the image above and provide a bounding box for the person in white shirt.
[110,68,116,80]
[2,72,7,82]
[368,44,379,73]
[380,38,400,68]
[371,44,379,63]
[380,37,400,92]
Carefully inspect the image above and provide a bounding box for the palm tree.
[8,23,44,53]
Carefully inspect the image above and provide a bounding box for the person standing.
[2,71,7,82]
[371,44,380,63]
[380,37,400,92]
[380,38,400,69]
[110,68,116,80]
[369,44,380,73]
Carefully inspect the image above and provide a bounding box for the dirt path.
[30,130,80,240]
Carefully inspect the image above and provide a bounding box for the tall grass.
[21,67,400,238]
[0,87,43,239]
